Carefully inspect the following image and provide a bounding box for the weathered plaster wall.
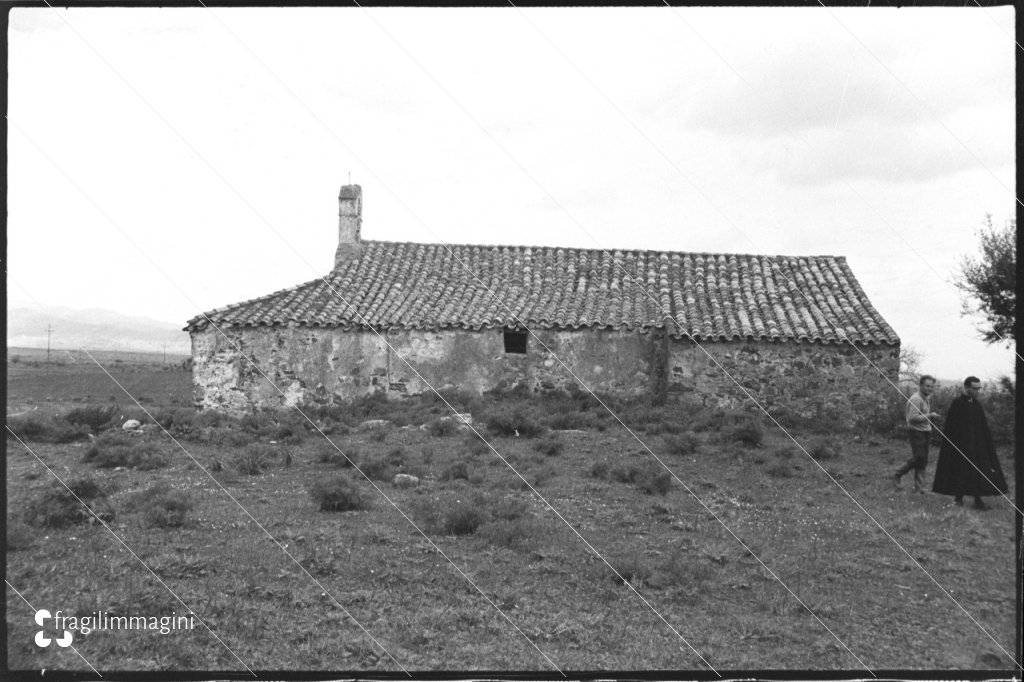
[190,326,655,413]
[191,326,898,417]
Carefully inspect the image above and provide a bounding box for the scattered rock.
[359,419,390,430]
[122,419,142,431]
[393,473,420,488]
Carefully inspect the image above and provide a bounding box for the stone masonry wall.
[667,338,900,418]
[191,326,898,417]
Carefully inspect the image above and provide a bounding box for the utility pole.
[45,325,53,364]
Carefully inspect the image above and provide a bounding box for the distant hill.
[7,305,191,354]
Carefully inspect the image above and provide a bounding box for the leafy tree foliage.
[955,216,1015,345]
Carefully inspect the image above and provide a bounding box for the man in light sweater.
[893,375,941,493]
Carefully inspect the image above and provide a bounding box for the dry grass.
[4,356,1017,671]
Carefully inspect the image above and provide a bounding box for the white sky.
[6,6,1017,382]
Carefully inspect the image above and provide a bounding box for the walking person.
[932,376,1008,510]
[893,375,941,493]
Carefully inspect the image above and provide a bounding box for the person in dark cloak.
[932,376,1008,510]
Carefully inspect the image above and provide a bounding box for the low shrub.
[442,505,486,536]
[614,556,654,586]
[463,431,491,456]
[67,476,108,500]
[317,442,358,468]
[809,439,841,461]
[484,407,546,438]
[428,419,459,437]
[609,464,641,484]
[659,550,713,589]
[440,462,470,481]
[545,411,601,431]
[6,414,90,443]
[766,461,793,478]
[729,418,764,448]
[24,484,109,528]
[663,432,699,456]
[360,455,397,482]
[478,518,544,551]
[63,405,118,434]
[83,439,167,470]
[125,483,193,528]
[588,460,610,479]
[636,468,673,495]
[308,475,370,512]
[772,445,794,460]
[533,434,564,456]
[233,444,281,475]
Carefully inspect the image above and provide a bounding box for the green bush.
[766,461,793,478]
[67,476,108,500]
[588,460,610,479]
[24,483,111,528]
[360,455,397,482]
[478,518,544,551]
[659,550,713,589]
[308,475,370,512]
[463,431,491,456]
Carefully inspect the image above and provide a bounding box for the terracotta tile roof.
[185,240,899,345]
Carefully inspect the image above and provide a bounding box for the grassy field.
[5,355,1017,672]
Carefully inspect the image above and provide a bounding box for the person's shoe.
[954,496,964,506]
[973,498,990,511]
[912,487,926,494]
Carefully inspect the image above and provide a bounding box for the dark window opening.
[503,329,528,354]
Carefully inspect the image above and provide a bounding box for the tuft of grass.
[477,518,545,551]
[360,454,397,482]
[67,476,108,500]
[533,434,564,456]
[463,431,491,456]
[125,483,193,528]
[659,550,713,589]
[772,445,794,460]
[308,475,371,512]
[25,484,112,528]
[614,556,654,586]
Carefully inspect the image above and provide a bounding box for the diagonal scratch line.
[4,429,257,676]
[77,348,417,674]
[646,4,1021,514]
[82,346,565,674]
[8,119,562,674]
[660,1,1022,361]
[814,0,1019,209]
[5,579,103,676]
[970,0,1023,52]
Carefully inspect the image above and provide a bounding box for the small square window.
[503,329,528,354]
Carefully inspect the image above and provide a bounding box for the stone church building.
[185,185,900,415]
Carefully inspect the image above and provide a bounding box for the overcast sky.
[6,6,1016,382]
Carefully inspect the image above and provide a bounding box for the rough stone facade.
[190,325,898,417]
